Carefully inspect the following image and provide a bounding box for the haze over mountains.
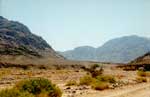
[59,35,150,63]
[0,16,63,64]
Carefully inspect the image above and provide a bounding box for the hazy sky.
[1,0,150,51]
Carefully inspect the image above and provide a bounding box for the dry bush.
[36,92,49,97]
[137,71,147,77]
[83,64,104,78]
[0,88,34,97]
[26,71,33,78]
[146,72,150,77]
[0,68,11,79]
[90,69,103,78]
[137,71,150,77]
[91,80,109,90]
[38,65,48,70]
[96,75,116,83]
[136,77,147,83]
[79,74,116,91]
[0,78,62,97]
[66,80,78,86]
[79,75,94,86]
[15,78,62,97]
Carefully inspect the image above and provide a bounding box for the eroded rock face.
[0,16,63,59]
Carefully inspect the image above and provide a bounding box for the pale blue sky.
[0,0,150,51]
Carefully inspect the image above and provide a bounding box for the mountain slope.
[60,35,150,63]
[60,46,96,61]
[0,16,63,64]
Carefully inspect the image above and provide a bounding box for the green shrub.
[91,80,109,90]
[0,88,34,97]
[96,75,116,83]
[79,75,94,85]
[66,80,77,86]
[15,78,62,97]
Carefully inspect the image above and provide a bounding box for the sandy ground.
[0,67,150,97]
[77,83,150,97]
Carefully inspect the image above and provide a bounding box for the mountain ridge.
[59,35,150,63]
[0,16,64,64]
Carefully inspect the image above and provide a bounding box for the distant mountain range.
[0,16,64,64]
[59,35,150,63]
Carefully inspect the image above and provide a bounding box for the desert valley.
[0,16,150,97]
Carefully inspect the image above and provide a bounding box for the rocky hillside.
[130,52,150,65]
[0,16,63,64]
[60,35,150,63]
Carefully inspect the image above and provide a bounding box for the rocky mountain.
[0,16,63,64]
[130,52,150,65]
[60,35,150,63]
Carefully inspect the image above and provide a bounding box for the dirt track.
[78,83,150,97]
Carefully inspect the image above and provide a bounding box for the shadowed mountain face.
[0,16,63,59]
[60,35,150,63]
[130,52,150,65]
